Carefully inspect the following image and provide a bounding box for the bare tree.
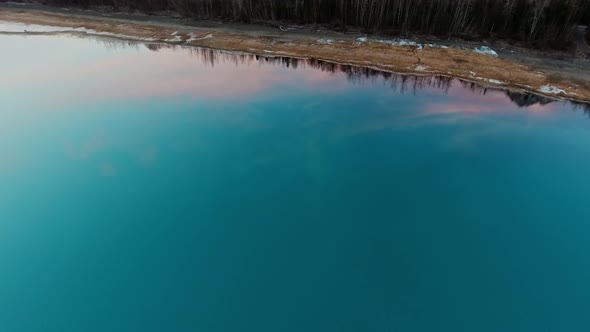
[45,0,587,48]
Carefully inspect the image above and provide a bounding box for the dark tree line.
[583,2,590,24]
[44,0,590,48]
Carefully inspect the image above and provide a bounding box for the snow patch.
[425,43,449,49]
[540,85,566,95]
[355,36,449,49]
[86,29,157,41]
[388,39,418,47]
[474,76,504,85]
[486,79,504,84]
[370,38,420,47]
[165,34,183,42]
[186,33,213,43]
[317,38,334,44]
[415,65,428,72]
[474,46,498,57]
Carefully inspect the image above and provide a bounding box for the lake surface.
[1,32,590,332]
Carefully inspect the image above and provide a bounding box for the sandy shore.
[1,3,589,104]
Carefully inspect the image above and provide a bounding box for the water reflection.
[131,39,589,113]
[2,32,589,115]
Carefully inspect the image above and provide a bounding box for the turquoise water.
[1,34,590,332]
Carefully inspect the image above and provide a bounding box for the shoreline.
[1,3,589,105]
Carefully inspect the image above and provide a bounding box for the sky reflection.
[1,33,585,118]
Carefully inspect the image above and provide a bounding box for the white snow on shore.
[317,38,334,44]
[486,78,504,84]
[425,43,449,49]
[474,46,498,57]
[84,29,156,41]
[186,33,213,42]
[540,85,566,94]
[386,39,419,47]
[165,31,183,42]
[355,36,449,49]
[472,75,504,85]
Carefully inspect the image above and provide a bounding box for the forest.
[40,0,590,48]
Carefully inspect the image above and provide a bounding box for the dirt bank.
[1,3,589,104]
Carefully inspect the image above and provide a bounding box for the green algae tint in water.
[1,34,590,332]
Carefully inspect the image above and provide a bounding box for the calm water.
[1,33,590,332]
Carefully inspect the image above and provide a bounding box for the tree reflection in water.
[94,37,590,115]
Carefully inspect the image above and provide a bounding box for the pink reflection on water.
[422,81,559,117]
[0,36,342,107]
[0,34,570,117]
[49,46,345,105]
[58,48,284,102]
